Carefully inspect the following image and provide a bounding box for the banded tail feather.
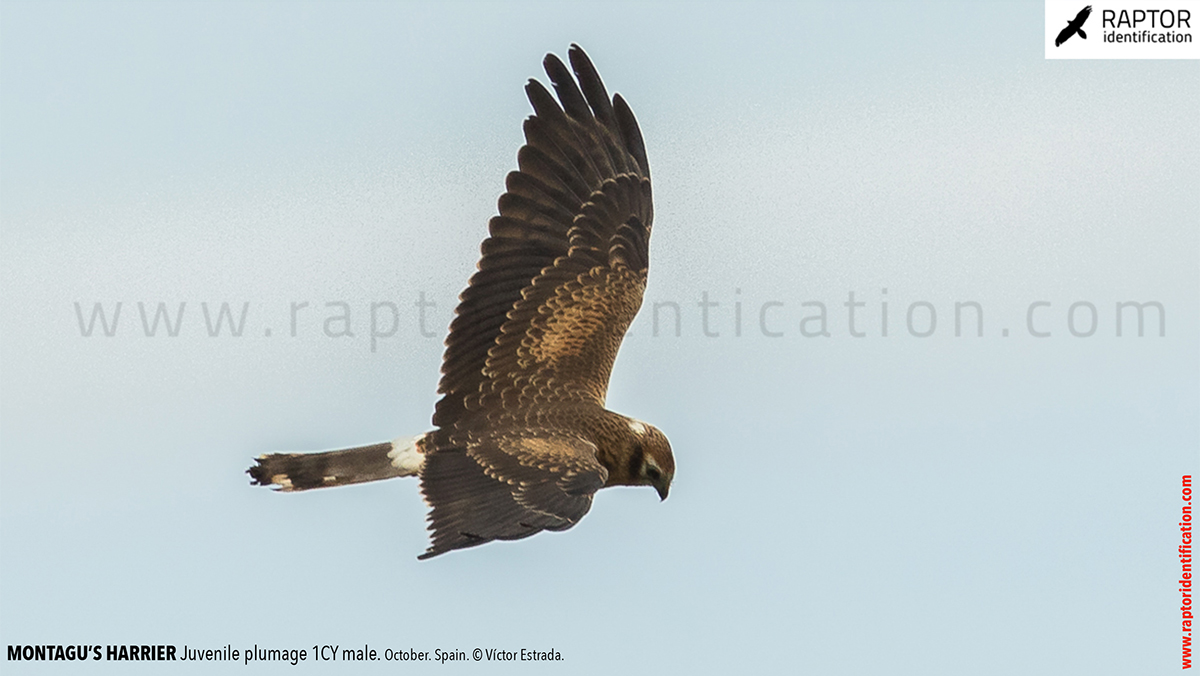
[248,435,427,492]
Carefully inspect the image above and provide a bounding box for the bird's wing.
[418,430,608,558]
[1076,5,1092,23]
[433,44,652,428]
[1055,24,1075,46]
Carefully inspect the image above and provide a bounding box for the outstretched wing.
[433,44,653,428]
[419,430,608,558]
[1055,24,1076,46]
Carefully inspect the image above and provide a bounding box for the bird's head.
[624,418,674,500]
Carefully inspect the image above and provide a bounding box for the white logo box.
[1046,0,1200,58]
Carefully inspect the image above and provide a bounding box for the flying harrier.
[248,45,674,559]
[1055,5,1092,46]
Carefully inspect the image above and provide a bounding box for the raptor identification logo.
[1046,0,1200,57]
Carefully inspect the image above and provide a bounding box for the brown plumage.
[248,44,674,559]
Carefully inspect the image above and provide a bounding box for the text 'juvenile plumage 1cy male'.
[248,45,674,559]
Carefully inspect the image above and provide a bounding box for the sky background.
[2,1,1197,674]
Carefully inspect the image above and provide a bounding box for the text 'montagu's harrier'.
[248,45,674,559]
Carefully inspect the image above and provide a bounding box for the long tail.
[248,434,426,492]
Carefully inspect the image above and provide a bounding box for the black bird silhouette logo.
[1056,5,1093,46]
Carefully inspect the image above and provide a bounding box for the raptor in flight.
[248,45,674,559]
[1055,5,1092,46]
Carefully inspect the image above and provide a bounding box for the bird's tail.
[248,434,427,492]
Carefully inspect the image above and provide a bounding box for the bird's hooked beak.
[655,481,669,501]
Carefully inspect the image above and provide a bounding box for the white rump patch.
[388,433,426,476]
[628,420,648,436]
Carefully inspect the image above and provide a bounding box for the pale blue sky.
[2,2,1197,674]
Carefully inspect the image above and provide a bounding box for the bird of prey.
[248,45,674,560]
[1055,5,1092,46]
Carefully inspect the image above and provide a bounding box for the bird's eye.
[646,466,661,481]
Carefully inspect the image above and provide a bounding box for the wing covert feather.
[433,45,653,428]
[419,432,607,558]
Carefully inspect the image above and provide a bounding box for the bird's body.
[248,45,674,559]
[1055,5,1093,46]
